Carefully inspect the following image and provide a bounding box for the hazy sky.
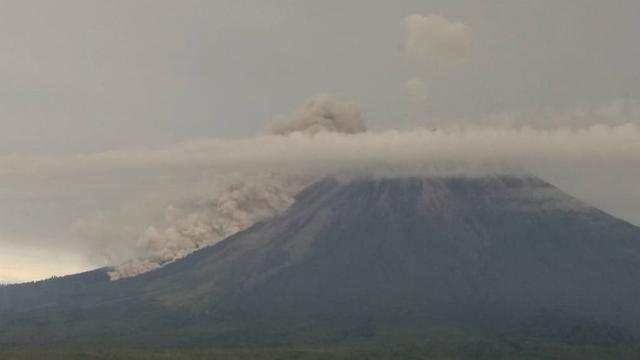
[2,0,640,283]
[2,0,640,152]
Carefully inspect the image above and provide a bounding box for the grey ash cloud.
[269,94,367,135]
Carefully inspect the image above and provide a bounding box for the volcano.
[2,175,640,347]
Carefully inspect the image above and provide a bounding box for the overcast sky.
[2,0,640,283]
[3,0,640,152]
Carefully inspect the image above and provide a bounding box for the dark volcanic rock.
[2,175,640,346]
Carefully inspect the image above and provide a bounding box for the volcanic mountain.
[2,175,640,347]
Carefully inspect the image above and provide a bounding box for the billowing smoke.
[108,174,309,279]
[269,94,366,135]
[106,94,368,278]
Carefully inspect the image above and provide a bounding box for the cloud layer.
[403,13,473,68]
[2,96,640,280]
[3,122,638,183]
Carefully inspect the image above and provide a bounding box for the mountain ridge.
[2,174,640,347]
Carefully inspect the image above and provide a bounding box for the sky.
[1,0,640,283]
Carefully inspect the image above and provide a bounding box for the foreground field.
[2,338,640,360]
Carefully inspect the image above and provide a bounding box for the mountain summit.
[2,175,640,346]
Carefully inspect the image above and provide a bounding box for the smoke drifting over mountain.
[109,175,308,279]
[107,93,367,278]
[2,8,639,282]
[1,96,640,279]
[269,94,366,135]
[4,114,637,181]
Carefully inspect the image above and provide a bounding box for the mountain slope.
[2,175,640,346]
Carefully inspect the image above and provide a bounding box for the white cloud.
[403,13,473,69]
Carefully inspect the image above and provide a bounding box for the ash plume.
[3,97,640,280]
[269,94,366,135]
[108,94,368,278]
[109,174,308,279]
